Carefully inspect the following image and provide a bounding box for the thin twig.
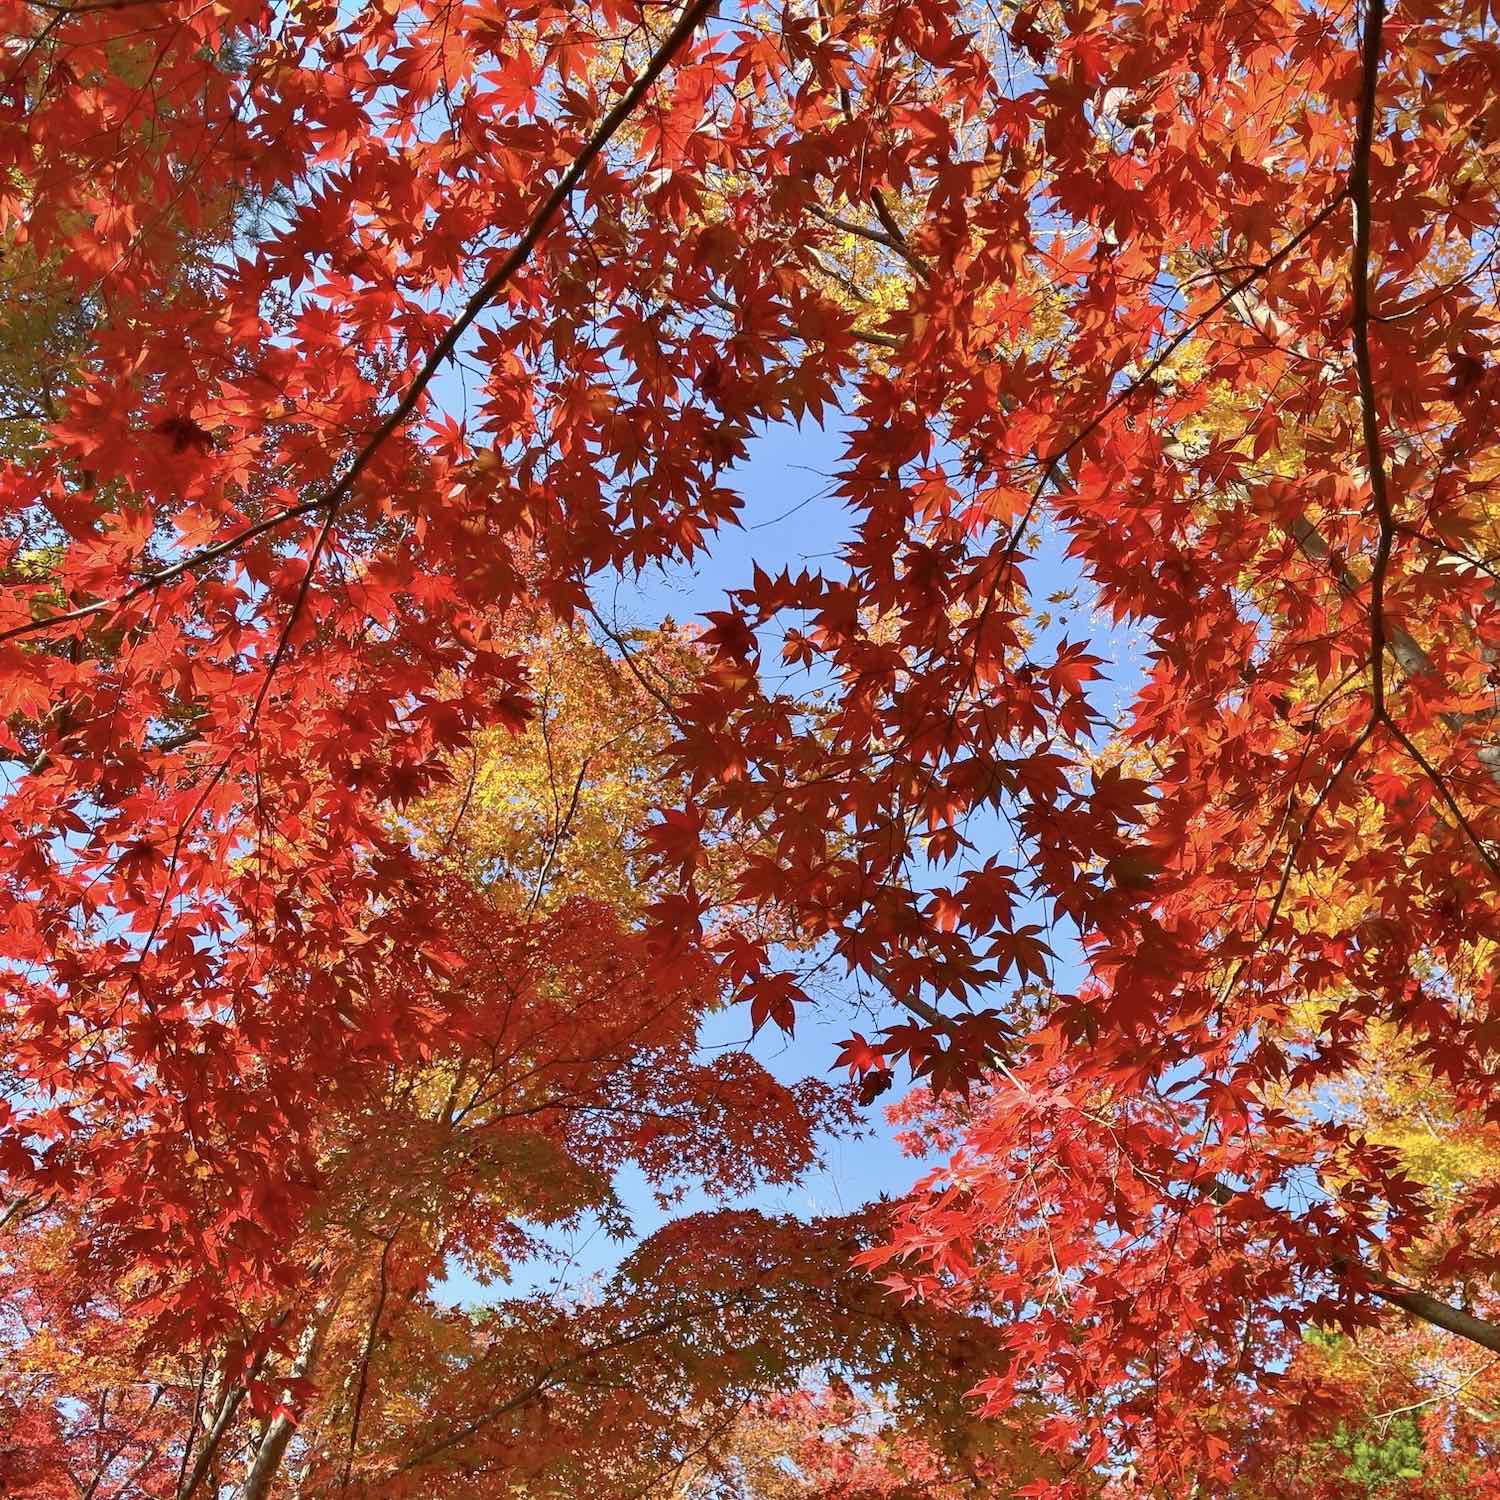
[525,757,589,918]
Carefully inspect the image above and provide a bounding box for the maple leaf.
[152,414,216,454]
[700,609,758,662]
[747,970,803,1035]
[833,1032,887,1077]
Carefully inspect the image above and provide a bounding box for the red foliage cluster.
[3,0,1500,1491]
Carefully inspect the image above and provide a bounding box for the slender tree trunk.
[234,1276,352,1500]
[178,1313,290,1500]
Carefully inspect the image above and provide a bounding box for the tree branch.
[235,1278,351,1500]
[1349,0,1393,721]
[176,1312,291,1500]
[1346,0,1499,880]
[340,1234,397,1493]
[870,187,932,281]
[805,202,933,283]
[0,0,719,655]
[392,1308,719,1475]
[1345,1260,1500,1357]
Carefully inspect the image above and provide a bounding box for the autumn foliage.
[4,0,1500,1492]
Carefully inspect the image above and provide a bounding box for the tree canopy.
[4,0,1500,1494]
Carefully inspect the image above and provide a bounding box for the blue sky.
[442,409,920,1306]
[439,401,1148,1307]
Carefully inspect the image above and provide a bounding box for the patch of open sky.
[437,395,1155,1306]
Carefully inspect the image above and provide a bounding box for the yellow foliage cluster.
[411,617,693,917]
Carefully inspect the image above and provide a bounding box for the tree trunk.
[234,1276,351,1500]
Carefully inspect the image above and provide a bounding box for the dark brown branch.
[1199,1187,1500,1356]
[1253,719,1376,952]
[804,246,875,303]
[1210,281,1500,789]
[0,494,329,649]
[173,1356,211,1500]
[1345,0,1499,880]
[1332,1257,1500,1356]
[177,1380,247,1500]
[584,603,947,1033]
[805,202,933,283]
[0,1189,52,1235]
[870,187,932,281]
[525,756,590,918]
[1349,0,1392,720]
[1290,519,1445,697]
[962,193,1351,730]
[1365,1277,1500,1356]
[1378,707,1500,882]
[110,0,724,985]
[239,0,721,725]
[80,1388,165,1500]
[340,1234,398,1493]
